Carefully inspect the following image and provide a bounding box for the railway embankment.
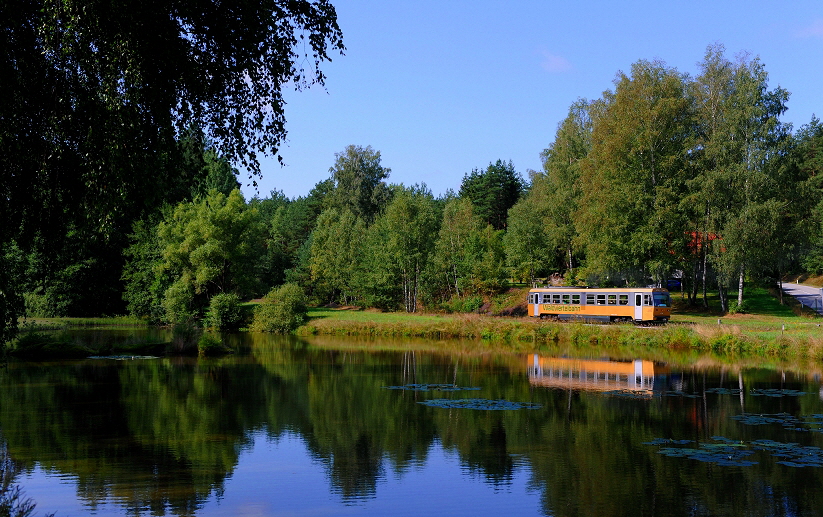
[295,286,823,361]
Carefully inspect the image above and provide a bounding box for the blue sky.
[241,0,823,200]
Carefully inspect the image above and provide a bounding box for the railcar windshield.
[653,292,671,307]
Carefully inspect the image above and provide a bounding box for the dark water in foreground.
[2,332,823,516]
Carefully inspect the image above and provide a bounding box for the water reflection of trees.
[0,336,822,516]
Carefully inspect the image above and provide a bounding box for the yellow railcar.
[527,287,671,323]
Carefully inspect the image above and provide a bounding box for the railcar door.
[634,293,643,321]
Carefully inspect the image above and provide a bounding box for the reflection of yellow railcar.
[527,287,671,323]
[527,355,671,394]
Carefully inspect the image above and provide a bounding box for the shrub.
[727,300,749,315]
[442,295,484,313]
[167,321,200,355]
[204,293,244,330]
[251,283,308,333]
[197,332,233,356]
[10,332,93,360]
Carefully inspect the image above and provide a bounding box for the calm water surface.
[1,331,823,516]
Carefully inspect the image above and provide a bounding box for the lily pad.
[383,383,481,392]
[602,390,652,399]
[749,388,807,397]
[751,439,823,468]
[732,413,823,433]
[704,387,742,395]
[648,438,758,467]
[646,436,823,468]
[88,355,159,360]
[663,391,701,398]
[417,398,542,410]
[643,438,693,446]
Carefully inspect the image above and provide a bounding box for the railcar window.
[562,294,571,304]
[597,294,606,305]
[552,294,561,304]
[618,294,629,305]
[607,294,617,305]
[586,294,595,305]
[541,294,551,304]
[572,294,581,304]
[653,292,671,307]
[643,294,651,306]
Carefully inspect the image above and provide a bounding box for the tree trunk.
[737,265,744,307]
[718,282,728,313]
[701,241,709,309]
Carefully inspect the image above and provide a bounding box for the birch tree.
[576,60,693,285]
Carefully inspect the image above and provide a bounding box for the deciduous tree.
[577,59,693,285]
[0,0,343,342]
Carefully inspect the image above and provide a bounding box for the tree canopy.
[0,0,344,342]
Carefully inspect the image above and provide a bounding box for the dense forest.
[115,46,823,324]
[4,11,823,335]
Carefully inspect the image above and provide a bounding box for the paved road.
[781,283,823,314]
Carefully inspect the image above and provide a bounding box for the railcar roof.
[528,287,667,292]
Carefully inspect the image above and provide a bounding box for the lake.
[1,331,822,516]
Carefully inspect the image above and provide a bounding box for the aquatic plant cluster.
[382,383,481,392]
[731,413,823,433]
[382,383,542,410]
[603,387,810,400]
[645,436,823,468]
[417,399,543,410]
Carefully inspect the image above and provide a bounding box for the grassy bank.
[20,315,149,330]
[295,287,823,361]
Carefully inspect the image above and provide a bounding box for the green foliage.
[163,282,197,325]
[1,0,344,340]
[22,292,52,319]
[154,189,265,321]
[357,186,440,311]
[251,284,308,333]
[577,59,692,282]
[204,293,245,331]
[309,209,367,304]
[459,159,524,230]
[442,296,484,313]
[535,99,592,273]
[504,190,553,284]
[197,332,233,357]
[727,300,749,315]
[122,218,170,322]
[168,322,201,356]
[10,332,94,360]
[325,145,392,222]
[687,44,800,310]
[0,242,25,346]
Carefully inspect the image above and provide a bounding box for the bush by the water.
[166,322,200,355]
[204,293,245,330]
[10,332,93,360]
[251,283,307,333]
[197,332,233,356]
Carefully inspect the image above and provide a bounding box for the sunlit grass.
[294,286,823,362]
[21,315,148,329]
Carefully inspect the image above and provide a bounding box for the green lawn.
[306,307,462,324]
[670,286,822,341]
